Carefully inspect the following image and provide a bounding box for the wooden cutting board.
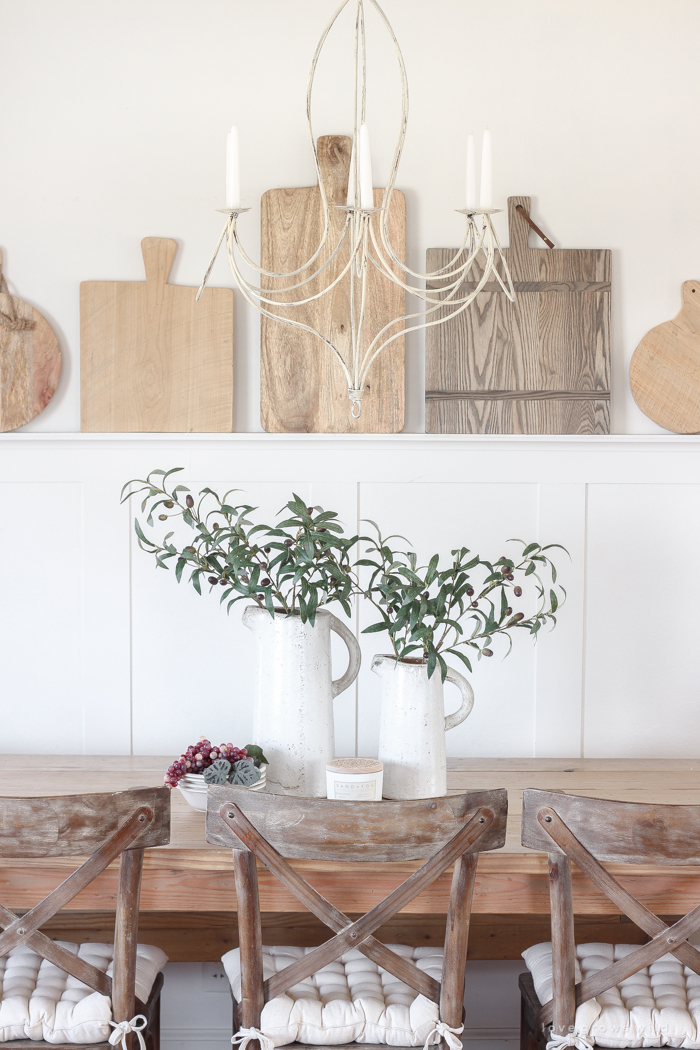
[0,251,61,432]
[261,135,405,433]
[80,238,234,432]
[425,196,611,434]
[629,281,700,433]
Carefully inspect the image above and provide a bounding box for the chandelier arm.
[357,248,497,389]
[378,213,490,284]
[366,250,482,309]
[367,221,486,302]
[231,221,354,294]
[226,206,352,282]
[482,217,516,301]
[196,219,229,301]
[352,227,371,387]
[226,233,354,388]
[227,227,364,310]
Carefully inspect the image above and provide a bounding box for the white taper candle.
[466,132,476,210]
[480,127,492,209]
[359,123,374,210]
[226,125,240,210]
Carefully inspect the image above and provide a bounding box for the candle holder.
[198,0,515,416]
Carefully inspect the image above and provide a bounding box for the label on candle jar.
[326,758,383,801]
[332,779,379,800]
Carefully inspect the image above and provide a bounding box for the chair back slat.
[206,786,507,861]
[521,788,700,864]
[0,788,170,857]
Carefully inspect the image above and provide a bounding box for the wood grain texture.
[547,853,576,1034]
[0,250,61,432]
[260,135,405,433]
[207,785,507,861]
[629,280,700,432]
[6,760,700,919]
[425,196,611,434]
[80,238,234,432]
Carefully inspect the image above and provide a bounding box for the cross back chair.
[206,785,508,1050]
[519,788,700,1050]
[0,787,170,1050]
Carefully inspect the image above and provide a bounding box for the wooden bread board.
[425,196,611,434]
[0,250,61,432]
[261,135,405,433]
[629,281,700,433]
[81,238,234,433]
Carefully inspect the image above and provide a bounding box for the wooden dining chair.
[519,788,700,1050]
[0,787,170,1050]
[205,785,508,1050]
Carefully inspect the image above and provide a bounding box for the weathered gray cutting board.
[425,196,611,434]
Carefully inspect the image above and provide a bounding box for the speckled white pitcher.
[372,655,474,799]
[244,606,361,797]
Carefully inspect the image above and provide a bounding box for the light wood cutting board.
[261,135,405,433]
[0,250,61,432]
[425,196,611,434]
[629,281,700,433]
[81,238,234,432]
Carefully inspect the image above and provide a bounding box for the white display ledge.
[0,431,698,452]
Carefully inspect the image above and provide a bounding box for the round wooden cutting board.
[0,250,61,432]
[630,280,700,433]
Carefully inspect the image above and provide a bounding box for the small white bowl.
[177,767,267,811]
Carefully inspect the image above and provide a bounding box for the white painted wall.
[2,0,700,434]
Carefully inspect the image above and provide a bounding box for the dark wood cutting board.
[425,196,611,434]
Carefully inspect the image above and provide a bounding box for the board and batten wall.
[1,432,698,760]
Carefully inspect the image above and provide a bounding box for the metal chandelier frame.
[198,0,515,418]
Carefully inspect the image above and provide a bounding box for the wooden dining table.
[2,756,699,962]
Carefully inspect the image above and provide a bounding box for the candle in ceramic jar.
[226,125,240,210]
[326,758,383,801]
[359,123,374,210]
[480,127,492,209]
[466,132,476,210]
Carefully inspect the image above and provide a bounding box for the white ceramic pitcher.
[243,606,361,797]
[372,655,474,799]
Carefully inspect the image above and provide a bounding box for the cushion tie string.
[546,1029,594,1050]
[231,1027,276,1050]
[108,1015,148,1050]
[422,1020,464,1050]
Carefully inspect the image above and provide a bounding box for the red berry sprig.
[163,735,248,788]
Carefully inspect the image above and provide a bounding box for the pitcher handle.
[328,613,362,698]
[444,667,474,731]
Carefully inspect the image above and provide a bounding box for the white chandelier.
[197,0,515,418]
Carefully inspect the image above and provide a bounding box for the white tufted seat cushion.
[0,941,168,1044]
[522,941,700,1048]
[223,945,446,1046]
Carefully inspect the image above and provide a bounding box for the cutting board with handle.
[0,250,61,432]
[81,237,234,432]
[425,196,611,434]
[261,135,405,433]
[629,281,700,433]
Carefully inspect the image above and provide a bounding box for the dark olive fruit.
[514,585,522,597]
[284,538,293,547]
[262,578,271,586]
[208,576,218,585]
[422,591,429,599]
[501,566,509,575]
[213,522,220,530]
[466,585,474,596]
[506,573,514,581]
[307,507,314,515]
[506,606,512,616]
[482,648,493,657]
[514,612,524,621]
[471,600,479,608]
[158,514,167,520]
[186,495,194,508]
[257,593,264,601]
[164,500,174,508]
[184,545,196,553]
[318,527,327,533]
[264,546,271,553]
[220,579,227,586]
